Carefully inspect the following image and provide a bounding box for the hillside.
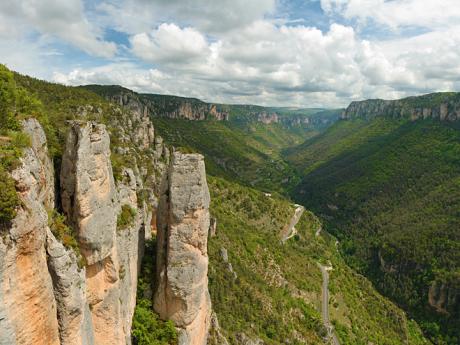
[84,84,340,194]
[88,82,433,344]
[207,176,429,344]
[152,118,304,194]
[1,66,433,345]
[287,98,460,344]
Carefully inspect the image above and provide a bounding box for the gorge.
[0,65,458,345]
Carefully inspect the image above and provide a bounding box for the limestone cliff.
[0,118,154,345]
[1,102,214,344]
[84,85,344,128]
[88,86,229,121]
[46,228,95,345]
[428,280,459,315]
[61,122,118,265]
[342,93,460,121]
[154,151,212,345]
[60,122,148,345]
[0,119,60,345]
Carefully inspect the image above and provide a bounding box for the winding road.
[280,205,305,242]
[281,203,340,344]
[319,264,340,345]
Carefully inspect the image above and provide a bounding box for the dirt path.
[280,205,305,242]
[315,225,322,237]
[319,264,340,345]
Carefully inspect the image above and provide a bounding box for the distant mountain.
[84,84,341,194]
[287,92,460,344]
[342,92,460,122]
[83,84,341,129]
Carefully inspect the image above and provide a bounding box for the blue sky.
[1,0,460,107]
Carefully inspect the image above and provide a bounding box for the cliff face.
[0,119,60,345]
[428,280,459,315]
[154,152,212,345]
[0,119,146,345]
[256,111,279,124]
[342,93,460,121]
[61,122,118,266]
[106,88,229,121]
[60,122,120,345]
[85,85,343,128]
[46,228,95,345]
[0,107,215,345]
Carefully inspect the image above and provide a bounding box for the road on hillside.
[281,205,305,242]
[319,264,340,345]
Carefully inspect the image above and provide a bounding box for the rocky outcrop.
[207,312,229,345]
[154,152,212,345]
[1,110,213,344]
[57,121,121,345]
[0,119,60,345]
[256,112,279,124]
[235,333,265,345]
[209,217,217,238]
[428,280,460,315]
[61,122,118,265]
[60,121,150,345]
[342,93,460,121]
[46,229,95,345]
[98,87,229,121]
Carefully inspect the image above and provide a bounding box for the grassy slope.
[207,176,429,345]
[288,118,460,344]
[152,118,310,194]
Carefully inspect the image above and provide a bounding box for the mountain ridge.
[342,92,460,122]
[82,84,341,129]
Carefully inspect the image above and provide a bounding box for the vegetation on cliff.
[152,118,304,194]
[288,117,460,344]
[117,204,137,231]
[132,239,177,345]
[0,64,41,226]
[207,176,429,344]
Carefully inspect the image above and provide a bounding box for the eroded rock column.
[61,121,118,265]
[60,122,123,345]
[154,152,212,345]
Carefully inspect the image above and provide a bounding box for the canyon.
[1,65,456,345]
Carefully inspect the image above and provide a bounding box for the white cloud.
[3,0,460,107]
[53,64,168,93]
[55,23,369,107]
[0,0,116,58]
[0,38,54,79]
[320,0,460,30]
[98,0,275,34]
[130,24,211,64]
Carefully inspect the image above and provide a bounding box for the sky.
[1,0,460,108]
